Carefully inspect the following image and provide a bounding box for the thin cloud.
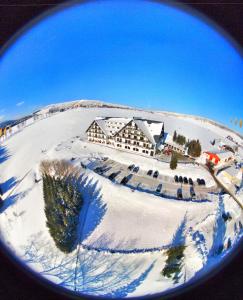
[16,101,25,107]
[0,115,5,121]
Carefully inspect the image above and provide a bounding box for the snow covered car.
[156,183,162,193]
[190,187,196,199]
[147,169,153,176]
[108,172,120,181]
[177,188,183,199]
[153,170,159,178]
[183,177,188,184]
[200,179,206,186]
[133,166,139,173]
[189,178,193,185]
[128,164,135,171]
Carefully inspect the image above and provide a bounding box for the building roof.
[205,150,234,160]
[133,118,164,145]
[95,117,132,137]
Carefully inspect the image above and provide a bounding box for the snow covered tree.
[41,160,83,253]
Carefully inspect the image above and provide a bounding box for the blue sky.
[0,0,242,131]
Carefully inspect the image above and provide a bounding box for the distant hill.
[0,120,15,128]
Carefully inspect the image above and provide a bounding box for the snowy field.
[0,104,243,298]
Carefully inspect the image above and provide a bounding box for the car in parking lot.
[177,188,183,199]
[147,169,153,176]
[190,187,196,199]
[156,183,162,193]
[189,178,193,185]
[174,175,179,183]
[153,170,159,178]
[179,176,183,183]
[128,164,135,171]
[120,174,133,185]
[183,177,188,184]
[108,172,119,181]
[133,166,139,173]
[121,176,129,185]
[197,178,206,186]
[200,179,206,186]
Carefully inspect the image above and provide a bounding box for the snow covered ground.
[0,104,242,298]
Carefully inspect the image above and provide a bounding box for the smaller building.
[203,150,235,168]
[160,133,186,154]
[217,166,242,188]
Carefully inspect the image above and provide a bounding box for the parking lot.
[85,157,221,202]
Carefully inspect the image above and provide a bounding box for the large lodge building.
[86,117,165,157]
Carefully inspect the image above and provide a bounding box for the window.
[140,137,144,141]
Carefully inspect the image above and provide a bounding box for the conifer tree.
[173,131,177,142]
[170,152,178,170]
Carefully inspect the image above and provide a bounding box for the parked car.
[179,176,183,183]
[174,175,179,183]
[108,172,118,181]
[189,178,193,185]
[94,166,106,175]
[200,179,206,186]
[121,174,133,185]
[190,187,196,199]
[121,176,129,185]
[183,177,188,184]
[153,170,159,178]
[177,188,183,199]
[156,183,162,193]
[128,164,135,171]
[147,169,153,176]
[133,166,139,173]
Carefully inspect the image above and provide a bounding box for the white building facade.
[86,117,164,157]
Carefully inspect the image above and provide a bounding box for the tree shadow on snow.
[0,145,11,164]
[0,177,17,194]
[76,174,107,244]
[22,232,154,298]
[169,214,187,247]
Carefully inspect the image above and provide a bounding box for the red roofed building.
[203,150,235,167]
[204,152,220,165]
